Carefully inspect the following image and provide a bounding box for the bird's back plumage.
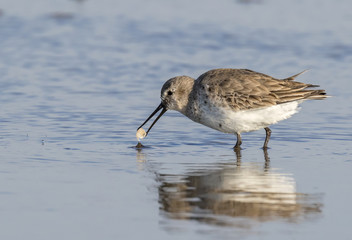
[194,69,327,111]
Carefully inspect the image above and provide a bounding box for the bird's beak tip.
[137,103,167,136]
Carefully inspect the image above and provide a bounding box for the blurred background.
[0,0,351,240]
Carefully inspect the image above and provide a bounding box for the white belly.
[196,101,302,134]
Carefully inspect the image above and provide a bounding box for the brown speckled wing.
[195,69,326,111]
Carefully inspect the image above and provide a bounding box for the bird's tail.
[306,89,329,100]
[283,70,329,100]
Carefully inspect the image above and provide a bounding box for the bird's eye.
[167,91,173,95]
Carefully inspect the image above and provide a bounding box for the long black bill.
[137,103,167,137]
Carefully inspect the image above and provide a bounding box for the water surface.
[0,0,351,239]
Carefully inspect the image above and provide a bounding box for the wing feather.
[195,69,327,111]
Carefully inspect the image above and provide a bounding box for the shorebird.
[137,69,327,149]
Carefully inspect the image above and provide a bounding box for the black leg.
[234,133,242,150]
[263,127,271,149]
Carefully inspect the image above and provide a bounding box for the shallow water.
[0,0,351,239]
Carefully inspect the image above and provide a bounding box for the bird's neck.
[176,79,195,115]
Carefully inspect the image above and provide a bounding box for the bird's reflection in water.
[157,149,322,227]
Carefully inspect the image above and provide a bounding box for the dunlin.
[137,69,327,149]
